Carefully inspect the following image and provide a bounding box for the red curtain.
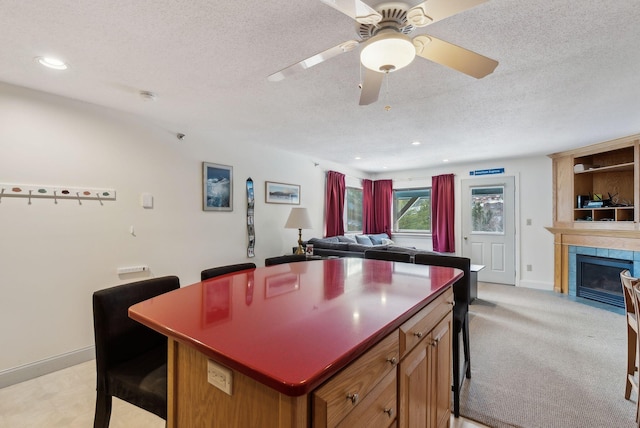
[432,174,455,252]
[373,180,393,236]
[325,171,345,237]
[362,179,374,234]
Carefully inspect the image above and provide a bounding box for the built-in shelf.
[547,134,640,294]
[550,137,638,228]
[574,207,634,222]
[574,162,635,174]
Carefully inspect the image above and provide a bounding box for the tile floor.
[0,360,488,427]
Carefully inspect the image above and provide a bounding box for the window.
[471,187,504,233]
[345,187,363,232]
[393,188,431,232]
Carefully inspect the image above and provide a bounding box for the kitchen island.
[129,258,460,427]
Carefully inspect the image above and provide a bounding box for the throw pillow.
[368,233,390,245]
[337,235,357,243]
[355,235,373,246]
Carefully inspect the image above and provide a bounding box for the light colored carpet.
[459,282,636,428]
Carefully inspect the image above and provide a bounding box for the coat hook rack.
[0,184,116,204]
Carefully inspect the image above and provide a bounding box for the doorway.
[461,176,516,285]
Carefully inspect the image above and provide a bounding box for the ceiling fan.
[268,0,499,105]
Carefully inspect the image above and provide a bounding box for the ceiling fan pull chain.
[384,72,391,111]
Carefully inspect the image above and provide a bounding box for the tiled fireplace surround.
[568,245,640,297]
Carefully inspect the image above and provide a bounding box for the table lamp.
[285,207,312,255]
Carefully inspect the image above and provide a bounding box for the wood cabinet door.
[398,338,429,428]
[398,312,453,428]
[431,315,452,428]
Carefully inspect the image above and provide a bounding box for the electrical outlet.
[526,264,533,272]
[207,360,232,395]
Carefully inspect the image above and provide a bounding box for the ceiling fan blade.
[268,40,359,82]
[413,35,498,78]
[408,0,488,27]
[320,0,382,24]
[359,68,384,105]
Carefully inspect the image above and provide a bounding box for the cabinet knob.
[346,393,359,404]
[414,331,423,338]
[384,408,394,418]
[386,356,397,365]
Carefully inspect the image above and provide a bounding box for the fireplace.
[576,254,630,308]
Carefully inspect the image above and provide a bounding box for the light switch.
[141,193,153,209]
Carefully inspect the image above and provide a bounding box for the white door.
[461,176,515,285]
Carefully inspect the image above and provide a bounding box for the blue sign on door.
[470,168,505,176]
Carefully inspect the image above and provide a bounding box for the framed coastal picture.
[265,181,300,205]
[203,162,233,211]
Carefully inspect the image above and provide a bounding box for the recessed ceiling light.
[355,156,361,160]
[411,141,421,146]
[443,159,449,162]
[36,56,68,70]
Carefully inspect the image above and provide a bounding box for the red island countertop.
[129,258,460,396]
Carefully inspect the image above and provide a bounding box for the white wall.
[374,156,555,291]
[0,83,363,382]
[0,81,555,385]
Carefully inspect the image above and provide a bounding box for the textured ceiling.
[1,0,639,173]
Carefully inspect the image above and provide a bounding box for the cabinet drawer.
[336,369,396,428]
[399,288,453,358]
[313,331,399,427]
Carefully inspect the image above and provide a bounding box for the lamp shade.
[360,32,416,72]
[285,207,312,230]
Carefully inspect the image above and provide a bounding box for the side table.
[470,264,485,303]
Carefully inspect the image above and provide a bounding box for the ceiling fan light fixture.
[360,32,415,73]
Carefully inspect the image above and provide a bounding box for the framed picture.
[203,162,233,211]
[265,181,300,205]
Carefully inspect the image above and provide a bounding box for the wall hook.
[0,183,115,204]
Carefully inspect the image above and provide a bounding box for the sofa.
[304,233,435,259]
[304,234,386,258]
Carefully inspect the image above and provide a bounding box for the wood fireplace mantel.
[548,135,640,294]
[546,227,640,293]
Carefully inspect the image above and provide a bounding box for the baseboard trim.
[517,280,554,291]
[0,346,95,388]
